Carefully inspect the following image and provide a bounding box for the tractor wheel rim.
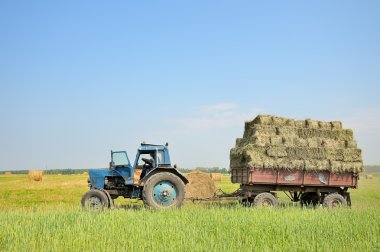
[153,181,177,206]
[87,196,102,210]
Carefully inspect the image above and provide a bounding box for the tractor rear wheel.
[81,189,109,210]
[253,192,278,208]
[142,172,185,210]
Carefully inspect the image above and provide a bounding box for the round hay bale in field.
[4,171,12,175]
[210,173,222,181]
[185,171,216,199]
[28,170,43,181]
[365,174,373,179]
[82,172,88,175]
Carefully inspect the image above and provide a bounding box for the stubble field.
[0,173,379,251]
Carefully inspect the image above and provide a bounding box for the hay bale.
[305,159,330,171]
[267,147,287,158]
[252,115,273,125]
[365,174,373,179]
[287,147,327,160]
[277,126,297,136]
[345,140,357,148]
[210,173,222,181]
[28,170,43,181]
[82,172,88,175]
[319,121,332,129]
[306,119,319,128]
[322,139,345,148]
[295,120,306,128]
[4,171,12,175]
[307,138,322,148]
[185,171,216,199]
[331,121,342,129]
[251,125,277,136]
[251,136,270,147]
[270,136,283,146]
[343,149,362,162]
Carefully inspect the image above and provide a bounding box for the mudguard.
[139,167,189,186]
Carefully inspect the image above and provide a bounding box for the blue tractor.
[81,143,188,210]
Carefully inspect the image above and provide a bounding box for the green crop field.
[0,173,379,251]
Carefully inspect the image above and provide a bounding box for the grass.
[0,173,379,251]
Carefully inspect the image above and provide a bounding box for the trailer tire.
[81,189,109,210]
[142,172,185,210]
[253,192,278,208]
[323,193,347,209]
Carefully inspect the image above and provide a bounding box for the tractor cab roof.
[138,142,169,152]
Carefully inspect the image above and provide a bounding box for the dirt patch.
[185,171,216,199]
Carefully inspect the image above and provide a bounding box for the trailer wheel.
[81,189,109,210]
[300,192,319,207]
[253,192,278,208]
[142,172,185,210]
[323,193,347,209]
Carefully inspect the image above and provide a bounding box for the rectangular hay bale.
[267,147,287,158]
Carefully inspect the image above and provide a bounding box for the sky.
[0,1,379,170]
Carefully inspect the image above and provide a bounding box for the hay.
[270,136,283,146]
[365,174,373,179]
[210,173,222,181]
[82,172,88,175]
[185,171,216,198]
[28,170,43,181]
[133,169,142,184]
[230,115,363,173]
[306,119,319,128]
[4,171,12,175]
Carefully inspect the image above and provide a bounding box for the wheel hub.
[153,181,177,206]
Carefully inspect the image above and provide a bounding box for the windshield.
[112,152,129,166]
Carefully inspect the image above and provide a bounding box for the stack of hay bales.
[28,170,43,181]
[4,171,12,176]
[185,171,216,198]
[230,115,364,173]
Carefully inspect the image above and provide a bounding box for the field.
[0,173,380,251]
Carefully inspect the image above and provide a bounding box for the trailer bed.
[231,168,358,188]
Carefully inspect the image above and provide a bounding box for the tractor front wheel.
[142,172,185,210]
[81,189,109,210]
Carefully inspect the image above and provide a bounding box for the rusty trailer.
[229,168,358,208]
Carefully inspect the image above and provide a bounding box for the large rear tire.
[253,192,278,208]
[81,189,109,210]
[142,172,185,210]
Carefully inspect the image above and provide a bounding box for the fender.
[139,167,189,186]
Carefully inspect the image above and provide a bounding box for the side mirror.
[174,164,177,169]
[109,162,114,169]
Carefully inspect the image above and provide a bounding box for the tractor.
[81,143,188,210]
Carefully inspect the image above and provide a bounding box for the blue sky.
[0,1,379,170]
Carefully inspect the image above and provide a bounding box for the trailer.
[229,168,358,208]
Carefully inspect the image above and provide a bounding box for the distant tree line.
[2,165,379,175]
[0,169,90,175]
